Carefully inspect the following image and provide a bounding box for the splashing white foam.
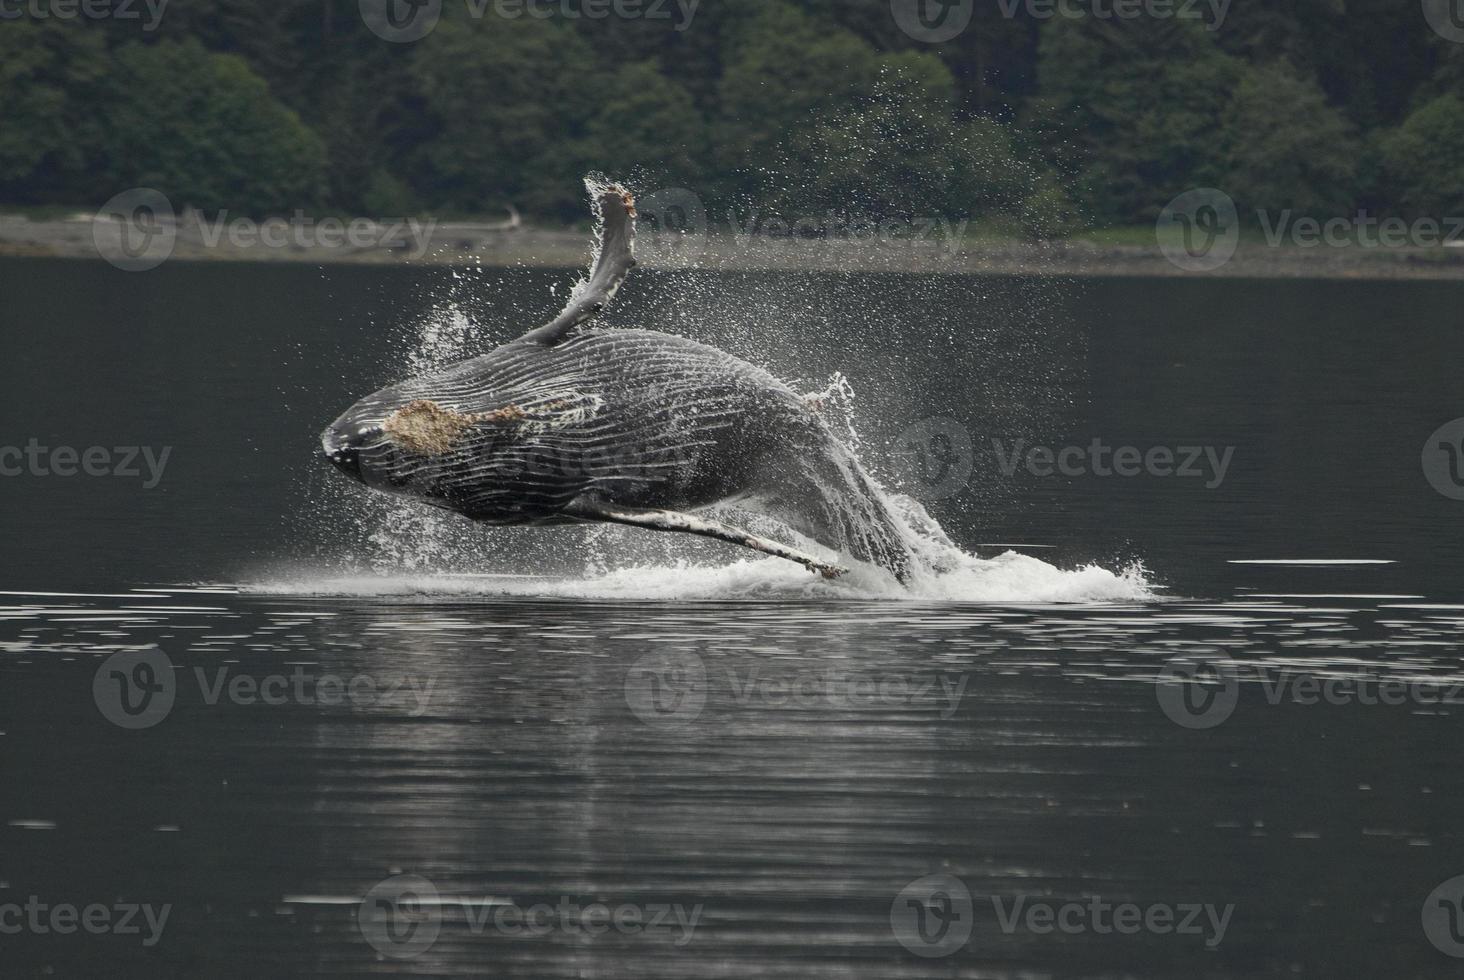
[260,488,1152,602]
[243,550,1150,603]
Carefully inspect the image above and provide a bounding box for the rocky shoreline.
[3,212,1463,279]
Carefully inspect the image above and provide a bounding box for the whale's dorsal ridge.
[519,177,637,348]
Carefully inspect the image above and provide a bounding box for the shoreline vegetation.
[7,7,1464,281]
[4,210,1464,279]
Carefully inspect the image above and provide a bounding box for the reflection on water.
[2,578,1463,977]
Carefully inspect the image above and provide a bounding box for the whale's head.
[321,384,433,498]
[320,373,523,510]
[319,357,601,523]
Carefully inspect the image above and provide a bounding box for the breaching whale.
[321,179,913,581]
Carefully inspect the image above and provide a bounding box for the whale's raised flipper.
[519,180,637,348]
[565,500,848,579]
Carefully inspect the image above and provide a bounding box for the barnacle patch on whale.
[383,399,525,455]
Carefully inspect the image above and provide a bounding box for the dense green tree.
[0,21,110,199]
[408,17,596,217]
[0,0,1460,227]
[577,61,706,187]
[1377,94,1464,218]
[1218,64,1360,217]
[714,2,885,194]
[1035,18,1243,224]
[1216,0,1435,130]
[104,39,327,213]
[791,52,959,216]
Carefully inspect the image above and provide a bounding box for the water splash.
[294,162,1145,601]
[361,302,477,570]
[293,296,1150,601]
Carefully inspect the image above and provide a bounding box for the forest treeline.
[3,0,1463,233]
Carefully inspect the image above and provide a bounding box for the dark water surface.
[2,257,1463,977]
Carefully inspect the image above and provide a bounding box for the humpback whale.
[321,179,913,581]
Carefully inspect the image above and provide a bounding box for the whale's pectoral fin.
[519,179,637,347]
[564,500,848,579]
